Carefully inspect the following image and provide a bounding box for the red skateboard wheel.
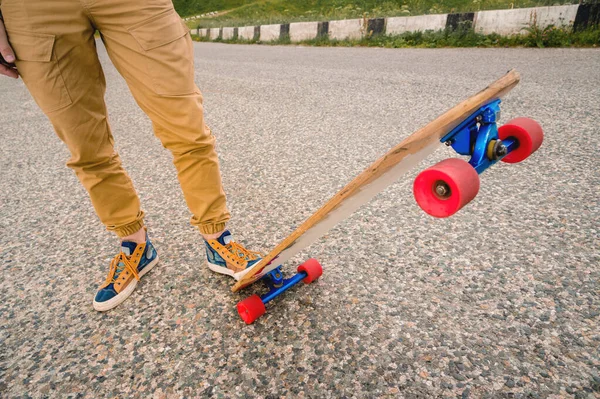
[237,294,266,324]
[498,117,543,163]
[413,158,480,218]
[297,258,322,284]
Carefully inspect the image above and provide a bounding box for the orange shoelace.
[226,242,263,261]
[104,252,140,286]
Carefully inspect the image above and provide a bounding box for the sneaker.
[204,230,263,281]
[93,236,159,312]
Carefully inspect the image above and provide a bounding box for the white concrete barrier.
[238,26,255,40]
[386,14,447,34]
[535,4,579,28]
[222,27,235,40]
[199,28,209,37]
[260,24,281,41]
[289,22,319,41]
[209,28,220,39]
[329,19,363,40]
[474,5,579,35]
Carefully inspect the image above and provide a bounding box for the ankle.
[202,230,224,241]
[122,227,146,244]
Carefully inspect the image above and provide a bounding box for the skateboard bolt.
[496,142,507,157]
[487,140,508,160]
[434,181,451,199]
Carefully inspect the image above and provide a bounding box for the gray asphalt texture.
[0,43,599,398]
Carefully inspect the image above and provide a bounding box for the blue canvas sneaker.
[204,230,263,281]
[93,236,159,312]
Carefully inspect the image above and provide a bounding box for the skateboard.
[234,69,543,324]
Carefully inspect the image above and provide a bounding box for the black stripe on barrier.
[317,21,329,37]
[446,12,475,31]
[367,18,386,35]
[219,28,223,40]
[254,26,260,40]
[233,27,238,40]
[280,23,290,39]
[574,3,600,31]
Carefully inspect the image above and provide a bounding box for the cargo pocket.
[7,30,72,113]
[128,10,196,96]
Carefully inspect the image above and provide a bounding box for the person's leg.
[1,0,144,238]
[88,0,262,279]
[1,0,157,311]
[88,0,230,237]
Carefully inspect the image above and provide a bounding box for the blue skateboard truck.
[414,99,543,218]
[237,259,322,324]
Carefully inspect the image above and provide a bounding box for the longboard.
[234,69,544,323]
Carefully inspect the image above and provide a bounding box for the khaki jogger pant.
[1,0,231,236]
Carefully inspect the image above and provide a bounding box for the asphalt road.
[1,42,599,398]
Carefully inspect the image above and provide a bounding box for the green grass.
[191,23,600,48]
[174,0,246,17]
[180,0,580,29]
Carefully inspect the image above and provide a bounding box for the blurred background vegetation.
[175,0,580,28]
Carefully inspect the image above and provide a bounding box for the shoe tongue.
[218,230,232,246]
[120,241,138,256]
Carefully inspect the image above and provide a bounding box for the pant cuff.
[109,213,146,238]
[198,222,227,235]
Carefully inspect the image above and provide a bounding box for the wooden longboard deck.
[232,70,521,292]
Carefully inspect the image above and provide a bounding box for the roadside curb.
[194,4,599,42]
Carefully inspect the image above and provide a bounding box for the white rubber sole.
[93,255,159,312]
[206,260,252,281]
